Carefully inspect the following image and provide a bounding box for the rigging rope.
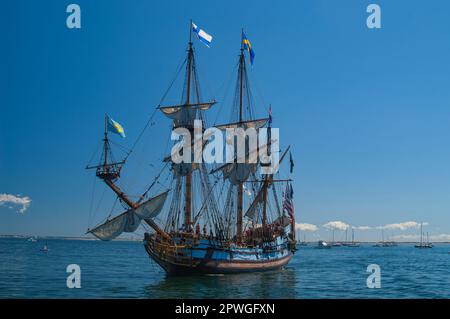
[139,162,170,201]
[123,53,187,163]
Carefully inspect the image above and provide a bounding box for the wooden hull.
[143,237,294,275]
[145,245,292,275]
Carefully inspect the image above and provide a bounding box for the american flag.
[283,183,294,221]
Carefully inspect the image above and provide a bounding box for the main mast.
[236,31,245,242]
[184,21,194,230]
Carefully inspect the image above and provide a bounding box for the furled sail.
[226,163,257,185]
[245,185,264,219]
[209,140,276,185]
[89,191,169,241]
[214,118,269,131]
[159,101,216,125]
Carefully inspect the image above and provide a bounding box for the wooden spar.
[244,179,293,183]
[104,179,136,209]
[158,101,217,110]
[239,30,244,122]
[104,115,108,170]
[184,26,194,229]
[262,178,268,229]
[236,31,245,242]
[262,104,271,231]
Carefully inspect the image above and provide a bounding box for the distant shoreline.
[1,234,449,244]
[0,234,142,242]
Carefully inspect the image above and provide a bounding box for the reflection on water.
[144,268,297,299]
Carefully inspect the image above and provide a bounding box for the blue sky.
[1,0,450,240]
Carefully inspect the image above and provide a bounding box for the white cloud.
[323,221,349,231]
[392,234,450,242]
[431,234,450,241]
[295,223,318,232]
[353,226,372,230]
[0,194,31,213]
[380,221,427,231]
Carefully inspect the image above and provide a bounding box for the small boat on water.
[330,229,342,247]
[297,234,308,246]
[40,243,49,252]
[414,223,433,249]
[373,230,397,247]
[383,241,397,247]
[28,237,37,242]
[343,229,360,247]
[316,240,331,249]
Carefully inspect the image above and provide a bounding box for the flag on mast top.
[107,115,126,138]
[192,22,213,47]
[242,32,255,65]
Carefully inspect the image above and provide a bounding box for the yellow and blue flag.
[107,115,126,138]
[242,32,255,65]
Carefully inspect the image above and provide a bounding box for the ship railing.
[150,239,197,266]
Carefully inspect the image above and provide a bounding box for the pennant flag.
[107,115,126,138]
[242,32,255,65]
[289,152,294,173]
[192,22,213,47]
[268,105,272,125]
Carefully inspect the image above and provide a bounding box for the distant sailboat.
[384,231,397,247]
[345,229,360,247]
[40,243,49,252]
[415,223,433,248]
[330,229,342,247]
[373,229,396,247]
[297,233,307,246]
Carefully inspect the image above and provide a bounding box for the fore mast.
[86,115,171,241]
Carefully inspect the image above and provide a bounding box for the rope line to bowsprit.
[124,56,186,162]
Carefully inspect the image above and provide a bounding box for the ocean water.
[0,238,449,298]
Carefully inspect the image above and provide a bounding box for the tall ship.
[85,22,296,274]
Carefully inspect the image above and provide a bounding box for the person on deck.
[195,223,200,237]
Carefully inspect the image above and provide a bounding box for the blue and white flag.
[192,22,213,47]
